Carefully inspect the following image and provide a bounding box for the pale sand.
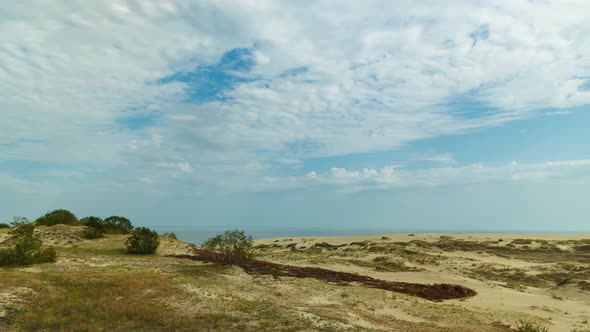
[256,233,590,245]
[255,233,590,332]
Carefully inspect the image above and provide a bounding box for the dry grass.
[3,267,317,331]
[467,264,550,289]
[0,228,318,331]
[14,271,193,331]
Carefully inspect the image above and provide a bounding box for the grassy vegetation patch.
[11,271,192,331]
[4,261,315,332]
[57,246,127,257]
[10,270,304,331]
[575,245,590,253]
[513,320,549,332]
[349,241,371,247]
[511,239,534,245]
[313,242,346,250]
[467,262,590,289]
[407,238,588,264]
[343,256,417,272]
[467,264,549,289]
[173,262,229,279]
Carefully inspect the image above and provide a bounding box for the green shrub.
[9,219,33,236]
[0,223,10,229]
[203,229,255,264]
[514,320,549,332]
[81,216,103,229]
[80,216,105,239]
[35,209,78,226]
[512,239,534,245]
[161,232,178,240]
[80,215,134,238]
[10,216,30,229]
[82,227,104,239]
[103,216,133,234]
[0,223,56,267]
[314,242,346,250]
[349,241,370,246]
[126,227,160,254]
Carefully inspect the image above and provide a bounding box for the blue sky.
[1,1,590,232]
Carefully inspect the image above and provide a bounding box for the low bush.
[126,227,160,255]
[80,216,105,239]
[314,242,346,250]
[203,229,254,264]
[103,216,133,234]
[0,223,56,267]
[514,320,549,332]
[82,227,104,239]
[0,223,10,229]
[81,216,103,229]
[161,232,178,240]
[10,216,30,229]
[35,209,78,226]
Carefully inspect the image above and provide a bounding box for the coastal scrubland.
[1,223,590,331]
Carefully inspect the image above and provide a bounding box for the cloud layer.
[2,0,590,196]
[261,159,590,192]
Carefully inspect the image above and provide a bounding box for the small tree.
[10,216,30,229]
[203,229,254,264]
[81,216,103,229]
[103,216,134,234]
[35,209,78,226]
[0,223,10,229]
[126,227,160,255]
[0,222,56,267]
[82,228,104,239]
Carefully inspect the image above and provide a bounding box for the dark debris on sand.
[170,249,477,302]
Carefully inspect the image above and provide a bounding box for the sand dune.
[255,233,590,332]
[3,226,589,331]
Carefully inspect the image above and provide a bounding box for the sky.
[1,0,590,232]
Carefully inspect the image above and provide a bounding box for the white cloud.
[420,153,456,164]
[305,171,317,180]
[157,162,193,175]
[261,159,590,191]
